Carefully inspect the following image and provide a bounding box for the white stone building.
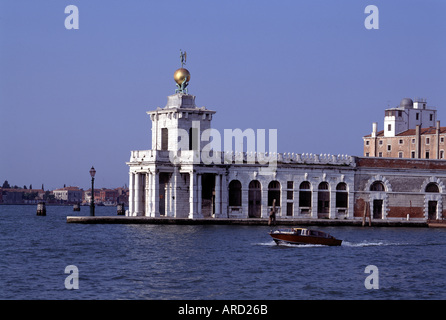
[127,89,446,222]
[126,91,357,220]
[383,98,436,137]
[126,63,446,222]
[53,186,83,203]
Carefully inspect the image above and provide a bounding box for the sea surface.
[0,205,445,300]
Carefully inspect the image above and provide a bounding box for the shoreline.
[66,216,432,227]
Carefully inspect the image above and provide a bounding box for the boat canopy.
[291,228,332,238]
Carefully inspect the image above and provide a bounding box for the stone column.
[153,170,160,217]
[197,173,202,217]
[166,176,173,217]
[172,168,178,217]
[215,174,221,217]
[189,171,197,218]
[128,172,134,216]
[347,188,354,219]
[241,182,249,218]
[261,187,268,219]
[329,190,336,219]
[293,186,299,218]
[141,173,146,216]
[280,182,286,218]
[311,189,318,219]
[134,173,142,216]
[220,174,228,218]
[145,172,151,217]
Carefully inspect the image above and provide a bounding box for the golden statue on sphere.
[174,50,190,94]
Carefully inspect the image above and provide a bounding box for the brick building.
[363,98,446,159]
[83,188,127,205]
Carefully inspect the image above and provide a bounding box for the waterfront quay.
[66,216,429,227]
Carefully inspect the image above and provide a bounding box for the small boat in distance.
[269,227,342,246]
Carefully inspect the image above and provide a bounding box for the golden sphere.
[174,68,191,86]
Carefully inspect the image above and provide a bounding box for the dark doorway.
[228,180,242,207]
[428,201,437,220]
[201,173,215,217]
[268,181,281,206]
[373,199,383,219]
[159,173,170,216]
[248,180,261,218]
[317,182,330,218]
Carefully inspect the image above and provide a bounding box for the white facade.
[127,92,446,222]
[384,98,436,137]
[126,92,356,220]
[53,187,83,203]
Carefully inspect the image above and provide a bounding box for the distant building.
[83,188,127,205]
[0,188,24,204]
[53,186,83,203]
[364,98,446,159]
[114,187,129,205]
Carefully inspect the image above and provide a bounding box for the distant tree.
[42,184,44,190]
[43,191,55,201]
[23,192,38,200]
[2,180,10,188]
[29,184,32,190]
[23,185,27,189]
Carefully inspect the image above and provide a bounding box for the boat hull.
[270,233,342,246]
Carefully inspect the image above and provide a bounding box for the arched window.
[425,183,439,193]
[299,181,311,208]
[300,181,310,189]
[318,182,329,190]
[268,180,280,206]
[248,180,261,218]
[370,181,385,191]
[228,180,242,206]
[336,182,347,191]
[318,182,330,215]
[336,182,348,208]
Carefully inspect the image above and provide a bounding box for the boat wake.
[255,240,325,248]
[256,240,410,248]
[341,240,409,247]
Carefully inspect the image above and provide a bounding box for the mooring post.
[117,203,125,215]
[37,202,46,216]
[363,201,371,227]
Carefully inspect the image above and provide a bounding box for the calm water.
[0,205,445,300]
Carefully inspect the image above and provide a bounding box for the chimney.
[416,125,421,158]
[371,122,377,138]
[436,120,440,159]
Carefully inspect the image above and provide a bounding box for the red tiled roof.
[396,126,446,136]
[363,130,384,138]
[364,126,446,138]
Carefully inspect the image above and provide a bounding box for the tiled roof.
[363,130,384,138]
[396,126,446,136]
[364,126,446,138]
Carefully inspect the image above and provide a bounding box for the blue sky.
[1,0,445,190]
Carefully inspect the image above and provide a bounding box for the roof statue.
[174,49,191,94]
[180,50,187,68]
